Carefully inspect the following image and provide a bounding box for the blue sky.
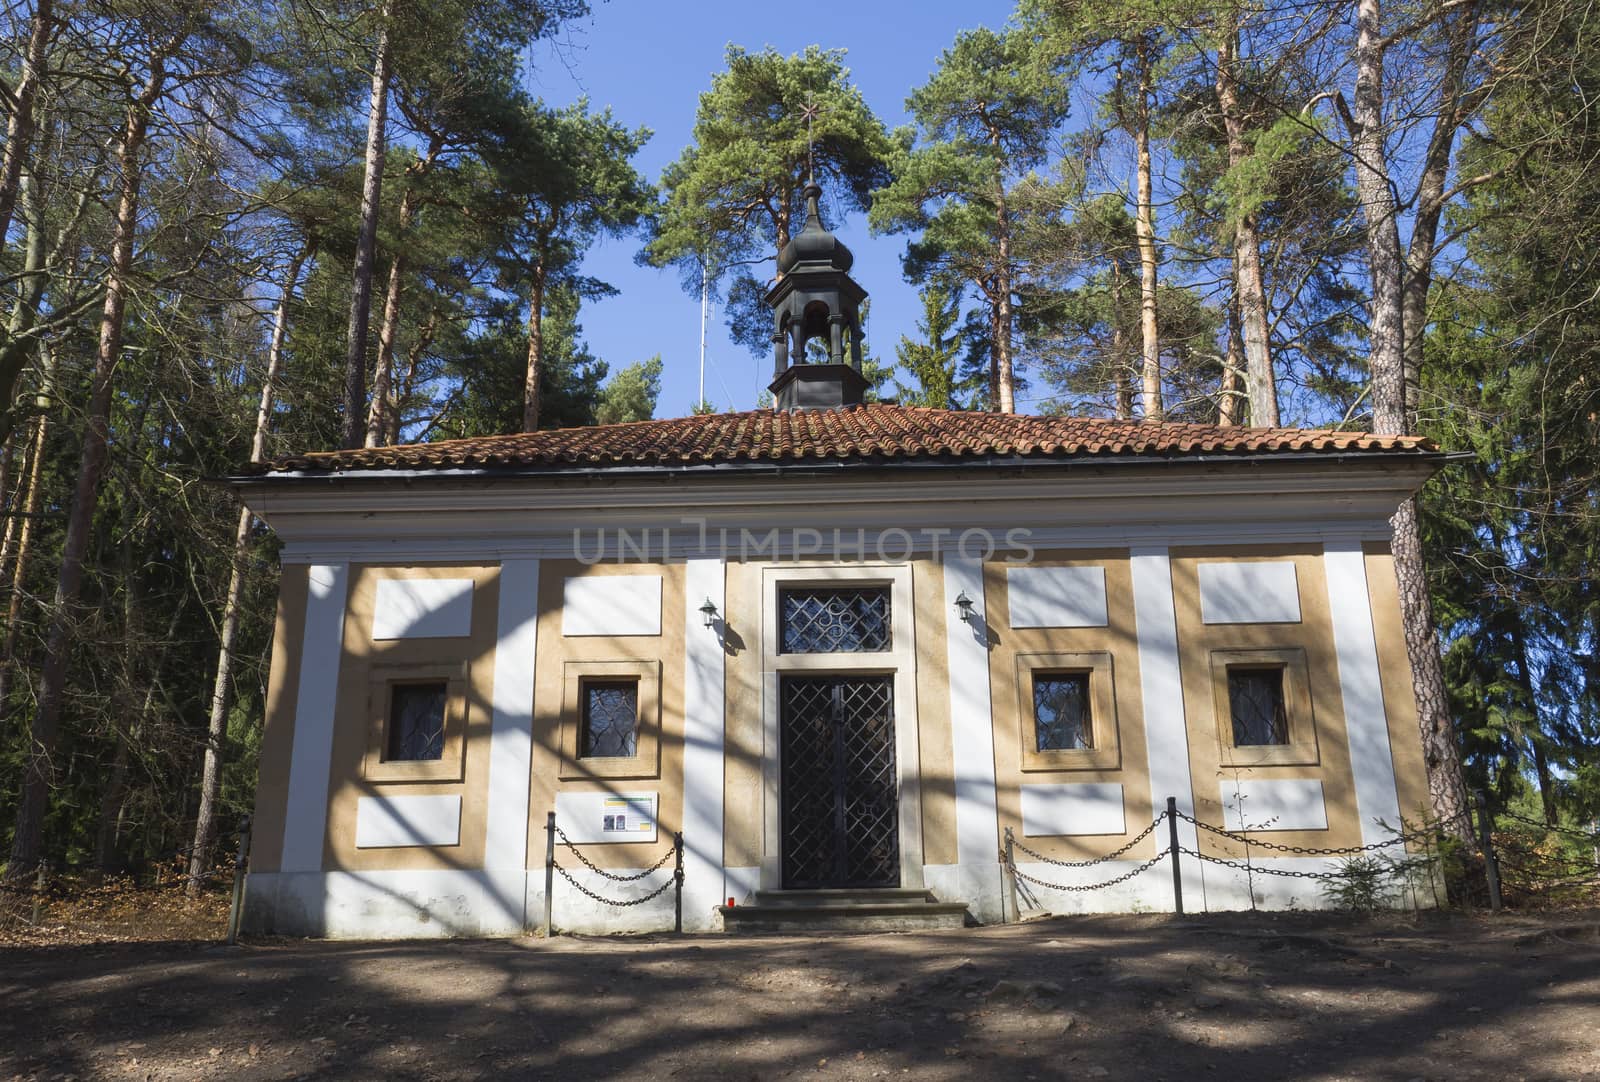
[525,0,1019,417]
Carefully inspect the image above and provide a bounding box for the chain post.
[1475,790,1502,913]
[30,865,45,925]
[1002,827,1018,923]
[673,831,684,934]
[543,811,557,937]
[1166,797,1184,915]
[225,816,252,945]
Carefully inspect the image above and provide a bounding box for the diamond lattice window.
[1227,667,1289,746]
[779,587,890,654]
[1033,673,1093,751]
[581,679,639,758]
[387,682,447,761]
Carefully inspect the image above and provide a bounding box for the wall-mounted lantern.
[953,590,975,624]
[699,597,719,629]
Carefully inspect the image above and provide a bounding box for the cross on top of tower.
[798,101,820,187]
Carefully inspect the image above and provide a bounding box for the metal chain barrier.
[553,862,678,908]
[556,826,676,882]
[1179,845,1352,882]
[1496,807,1600,844]
[1011,850,1171,894]
[542,812,685,936]
[1174,807,1470,857]
[1010,813,1167,867]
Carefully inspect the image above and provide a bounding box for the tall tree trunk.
[340,2,392,451]
[5,55,167,879]
[522,260,548,432]
[1,166,49,581]
[0,0,54,256]
[989,138,1017,414]
[186,244,311,895]
[366,251,405,448]
[1219,297,1244,425]
[1402,1,1480,427]
[1344,0,1471,839]
[1132,42,1162,421]
[1216,8,1278,426]
[0,352,53,721]
[987,285,1002,410]
[392,313,436,445]
[365,140,439,447]
[0,432,17,568]
[777,183,794,252]
[1111,261,1133,420]
[0,164,50,454]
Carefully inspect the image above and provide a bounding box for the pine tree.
[871,27,1069,414]
[643,45,895,354]
[894,280,969,409]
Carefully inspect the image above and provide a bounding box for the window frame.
[362,661,470,783]
[560,659,661,780]
[776,584,893,655]
[1208,648,1320,767]
[1013,651,1121,772]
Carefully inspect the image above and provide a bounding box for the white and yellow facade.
[235,431,1441,938]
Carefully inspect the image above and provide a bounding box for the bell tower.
[765,183,869,410]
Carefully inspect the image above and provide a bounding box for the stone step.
[718,891,971,934]
[751,888,939,908]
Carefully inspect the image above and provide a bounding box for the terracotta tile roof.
[258,404,1436,475]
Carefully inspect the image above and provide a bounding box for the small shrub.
[1322,855,1394,914]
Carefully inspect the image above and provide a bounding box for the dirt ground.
[2,910,1598,1082]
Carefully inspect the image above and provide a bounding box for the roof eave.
[226,448,1446,489]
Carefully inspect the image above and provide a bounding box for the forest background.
[0,0,1594,893]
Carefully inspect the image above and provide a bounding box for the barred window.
[1228,667,1289,746]
[387,682,447,762]
[779,587,891,654]
[581,679,639,758]
[1033,672,1093,751]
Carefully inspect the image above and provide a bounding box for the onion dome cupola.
[765,183,869,410]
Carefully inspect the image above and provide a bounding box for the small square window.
[387,681,447,761]
[1227,667,1289,746]
[1033,673,1093,751]
[581,679,639,758]
[1014,652,1120,772]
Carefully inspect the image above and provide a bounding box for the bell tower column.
[772,312,789,379]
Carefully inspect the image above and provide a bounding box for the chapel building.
[234,184,1442,937]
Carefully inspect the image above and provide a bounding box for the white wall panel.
[371,577,474,639]
[279,563,349,872]
[1323,541,1403,844]
[681,558,727,931]
[1198,561,1301,624]
[354,795,462,848]
[1131,547,1202,908]
[485,559,539,878]
[1020,783,1127,836]
[1219,778,1328,832]
[946,557,1002,881]
[561,575,662,636]
[1006,565,1109,628]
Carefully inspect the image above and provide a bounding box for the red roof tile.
[258,404,1436,475]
